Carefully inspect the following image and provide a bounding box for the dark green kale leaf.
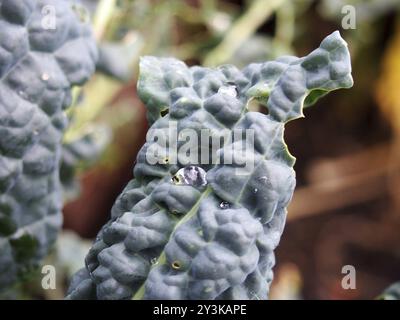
[67,31,352,300]
[0,0,97,291]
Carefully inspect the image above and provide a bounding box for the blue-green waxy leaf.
[244,31,353,122]
[67,31,353,300]
[138,56,193,125]
[0,0,97,291]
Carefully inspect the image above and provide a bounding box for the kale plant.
[0,0,97,291]
[67,31,353,300]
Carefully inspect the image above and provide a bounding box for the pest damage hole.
[171,175,180,184]
[171,210,180,216]
[171,261,181,270]
[160,108,169,117]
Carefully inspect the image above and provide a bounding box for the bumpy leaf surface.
[67,31,353,300]
[0,0,97,291]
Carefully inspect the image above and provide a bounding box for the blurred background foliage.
[7,0,400,299]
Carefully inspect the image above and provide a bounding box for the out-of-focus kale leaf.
[0,0,97,291]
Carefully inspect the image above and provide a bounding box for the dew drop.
[219,201,230,209]
[171,166,207,187]
[41,73,50,81]
[218,85,237,97]
[254,188,258,193]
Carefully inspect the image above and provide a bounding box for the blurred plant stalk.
[203,0,287,66]
[93,0,118,41]
[65,0,119,143]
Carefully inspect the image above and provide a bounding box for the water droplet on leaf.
[218,85,237,97]
[219,201,230,209]
[41,73,50,81]
[171,166,207,187]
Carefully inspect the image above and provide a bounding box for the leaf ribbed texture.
[67,31,352,300]
[0,0,97,291]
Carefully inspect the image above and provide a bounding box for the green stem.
[203,0,286,66]
[273,0,295,53]
[93,0,117,41]
[64,0,118,142]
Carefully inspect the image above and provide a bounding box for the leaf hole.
[171,209,180,215]
[160,108,169,117]
[171,261,182,270]
[247,98,267,114]
[171,175,180,184]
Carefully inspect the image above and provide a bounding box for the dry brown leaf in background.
[376,24,400,133]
